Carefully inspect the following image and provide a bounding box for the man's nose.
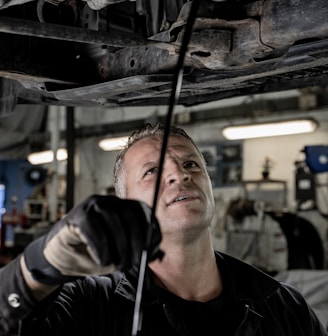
[164,162,191,185]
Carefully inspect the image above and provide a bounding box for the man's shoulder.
[215,251,281,300]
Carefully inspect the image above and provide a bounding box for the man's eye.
[184,161,199,169]
[145,167,158,176]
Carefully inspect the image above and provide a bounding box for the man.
[0,122,327,335]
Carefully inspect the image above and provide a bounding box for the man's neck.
[149,236,222,302]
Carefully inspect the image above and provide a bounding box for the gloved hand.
[24,195,162,285]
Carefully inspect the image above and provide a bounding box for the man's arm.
[0,256,38,334]
[20,255,59,301]
[0,195,162,334]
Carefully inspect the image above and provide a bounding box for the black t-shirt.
[155,285,243,335]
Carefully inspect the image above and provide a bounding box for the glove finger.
[125,201,162,269]
[138,202,162,260]
[72,195,127,267]
[44,225,116,276]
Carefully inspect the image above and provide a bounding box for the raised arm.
[0,195,162,334]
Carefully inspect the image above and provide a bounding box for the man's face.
[123,134,215,236]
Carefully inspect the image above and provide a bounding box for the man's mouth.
[174,195,189,202]
[168,193,196,205]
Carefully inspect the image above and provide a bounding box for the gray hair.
[113,123,203,198]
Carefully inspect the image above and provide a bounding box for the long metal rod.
[131,250,148,335]
[65,106,75,212]
[131,1,202,335]
[48,105,61,224]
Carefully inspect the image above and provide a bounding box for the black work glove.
[24,195,162,285]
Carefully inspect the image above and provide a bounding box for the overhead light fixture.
[98,136,129,151]
[27,148,68,165]
[222,119,318,140]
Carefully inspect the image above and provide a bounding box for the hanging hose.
[131,1,202,335]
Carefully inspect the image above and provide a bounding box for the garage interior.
[0,0,328,330]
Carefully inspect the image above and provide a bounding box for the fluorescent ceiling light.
[27,148,68,165]
[222,119,318,140]
[98,136,128,151]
